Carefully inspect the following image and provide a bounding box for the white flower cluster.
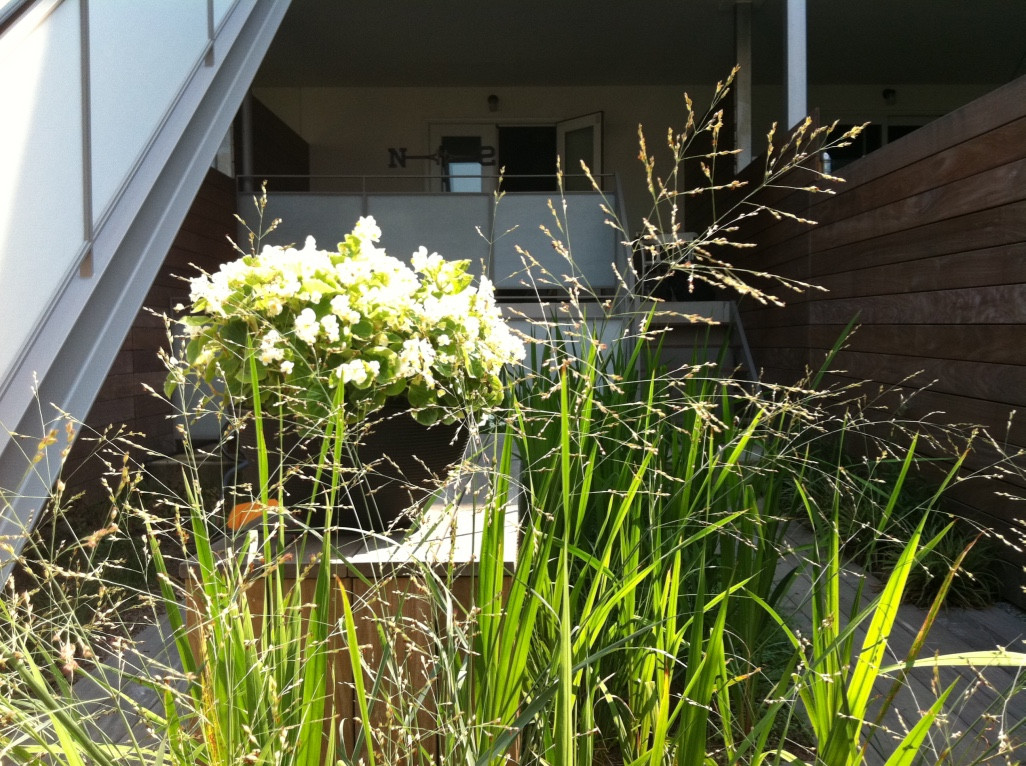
[180,217,525,425]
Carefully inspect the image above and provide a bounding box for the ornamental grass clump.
[176,213,525,427]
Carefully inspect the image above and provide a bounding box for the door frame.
[556,111,604,185]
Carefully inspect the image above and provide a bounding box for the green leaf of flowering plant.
[412,405,441,426]
[407,379,432,408]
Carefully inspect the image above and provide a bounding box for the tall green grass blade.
[338,576,376,766]
[4,645,118,766]
[881,650,1026,672]
[246,346,271,505]
[144,512,198,682]
[808,316,859,390]
[871,526,973,731]
[845,516,924,729]
[676,582,731,766]
[881,682,955,766]
[296,554,332,765]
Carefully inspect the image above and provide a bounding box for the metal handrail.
[729,300,759,385]
[0,0,52,36]
[235,172,620,195]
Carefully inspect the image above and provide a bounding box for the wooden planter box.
[182,503,517,761]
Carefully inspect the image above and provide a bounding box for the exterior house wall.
[59,77,1016,502]
[253,84,723,235]
[734,75,1026,602]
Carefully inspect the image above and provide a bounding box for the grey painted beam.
[735,0,753,170]
[785,0,807,129]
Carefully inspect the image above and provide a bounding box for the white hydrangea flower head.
[177,215,525,426]
[335,360,362,385]
[294,308,320,346]
[352,216,382,246]
[320,314,340,343]
[330,294,361,326]
[259,329,285,364]
[399,337,437,386]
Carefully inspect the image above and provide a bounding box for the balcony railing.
[237,174,630,299]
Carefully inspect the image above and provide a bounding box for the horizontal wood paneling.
[810,285,1026,326]
[814,244,1026,297]
[810,116,1026,231]
[837,76,1026,188]
[808,202,1026,277]
[735,75,1026,602]
[748,178,1026,281]
[808,324,1026,367]
[825,351,1026,408]
[811,159,1026,254]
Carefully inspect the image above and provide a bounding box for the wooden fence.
[734,75,1026,603]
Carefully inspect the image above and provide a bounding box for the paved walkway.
[780,526,1026,765]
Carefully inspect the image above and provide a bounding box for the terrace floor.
[72,507,1026,763]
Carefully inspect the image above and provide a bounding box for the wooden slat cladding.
[61,169,237,502]
[810,116,1026,231]
[810,159,1026,254]
[808,324,1026,366]
[733,75,1026,602]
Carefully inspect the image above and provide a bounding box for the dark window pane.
[828,123,882,169]
[888,124,922,142]
[498,126,557,192]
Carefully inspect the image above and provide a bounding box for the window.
[827,118,936,170]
